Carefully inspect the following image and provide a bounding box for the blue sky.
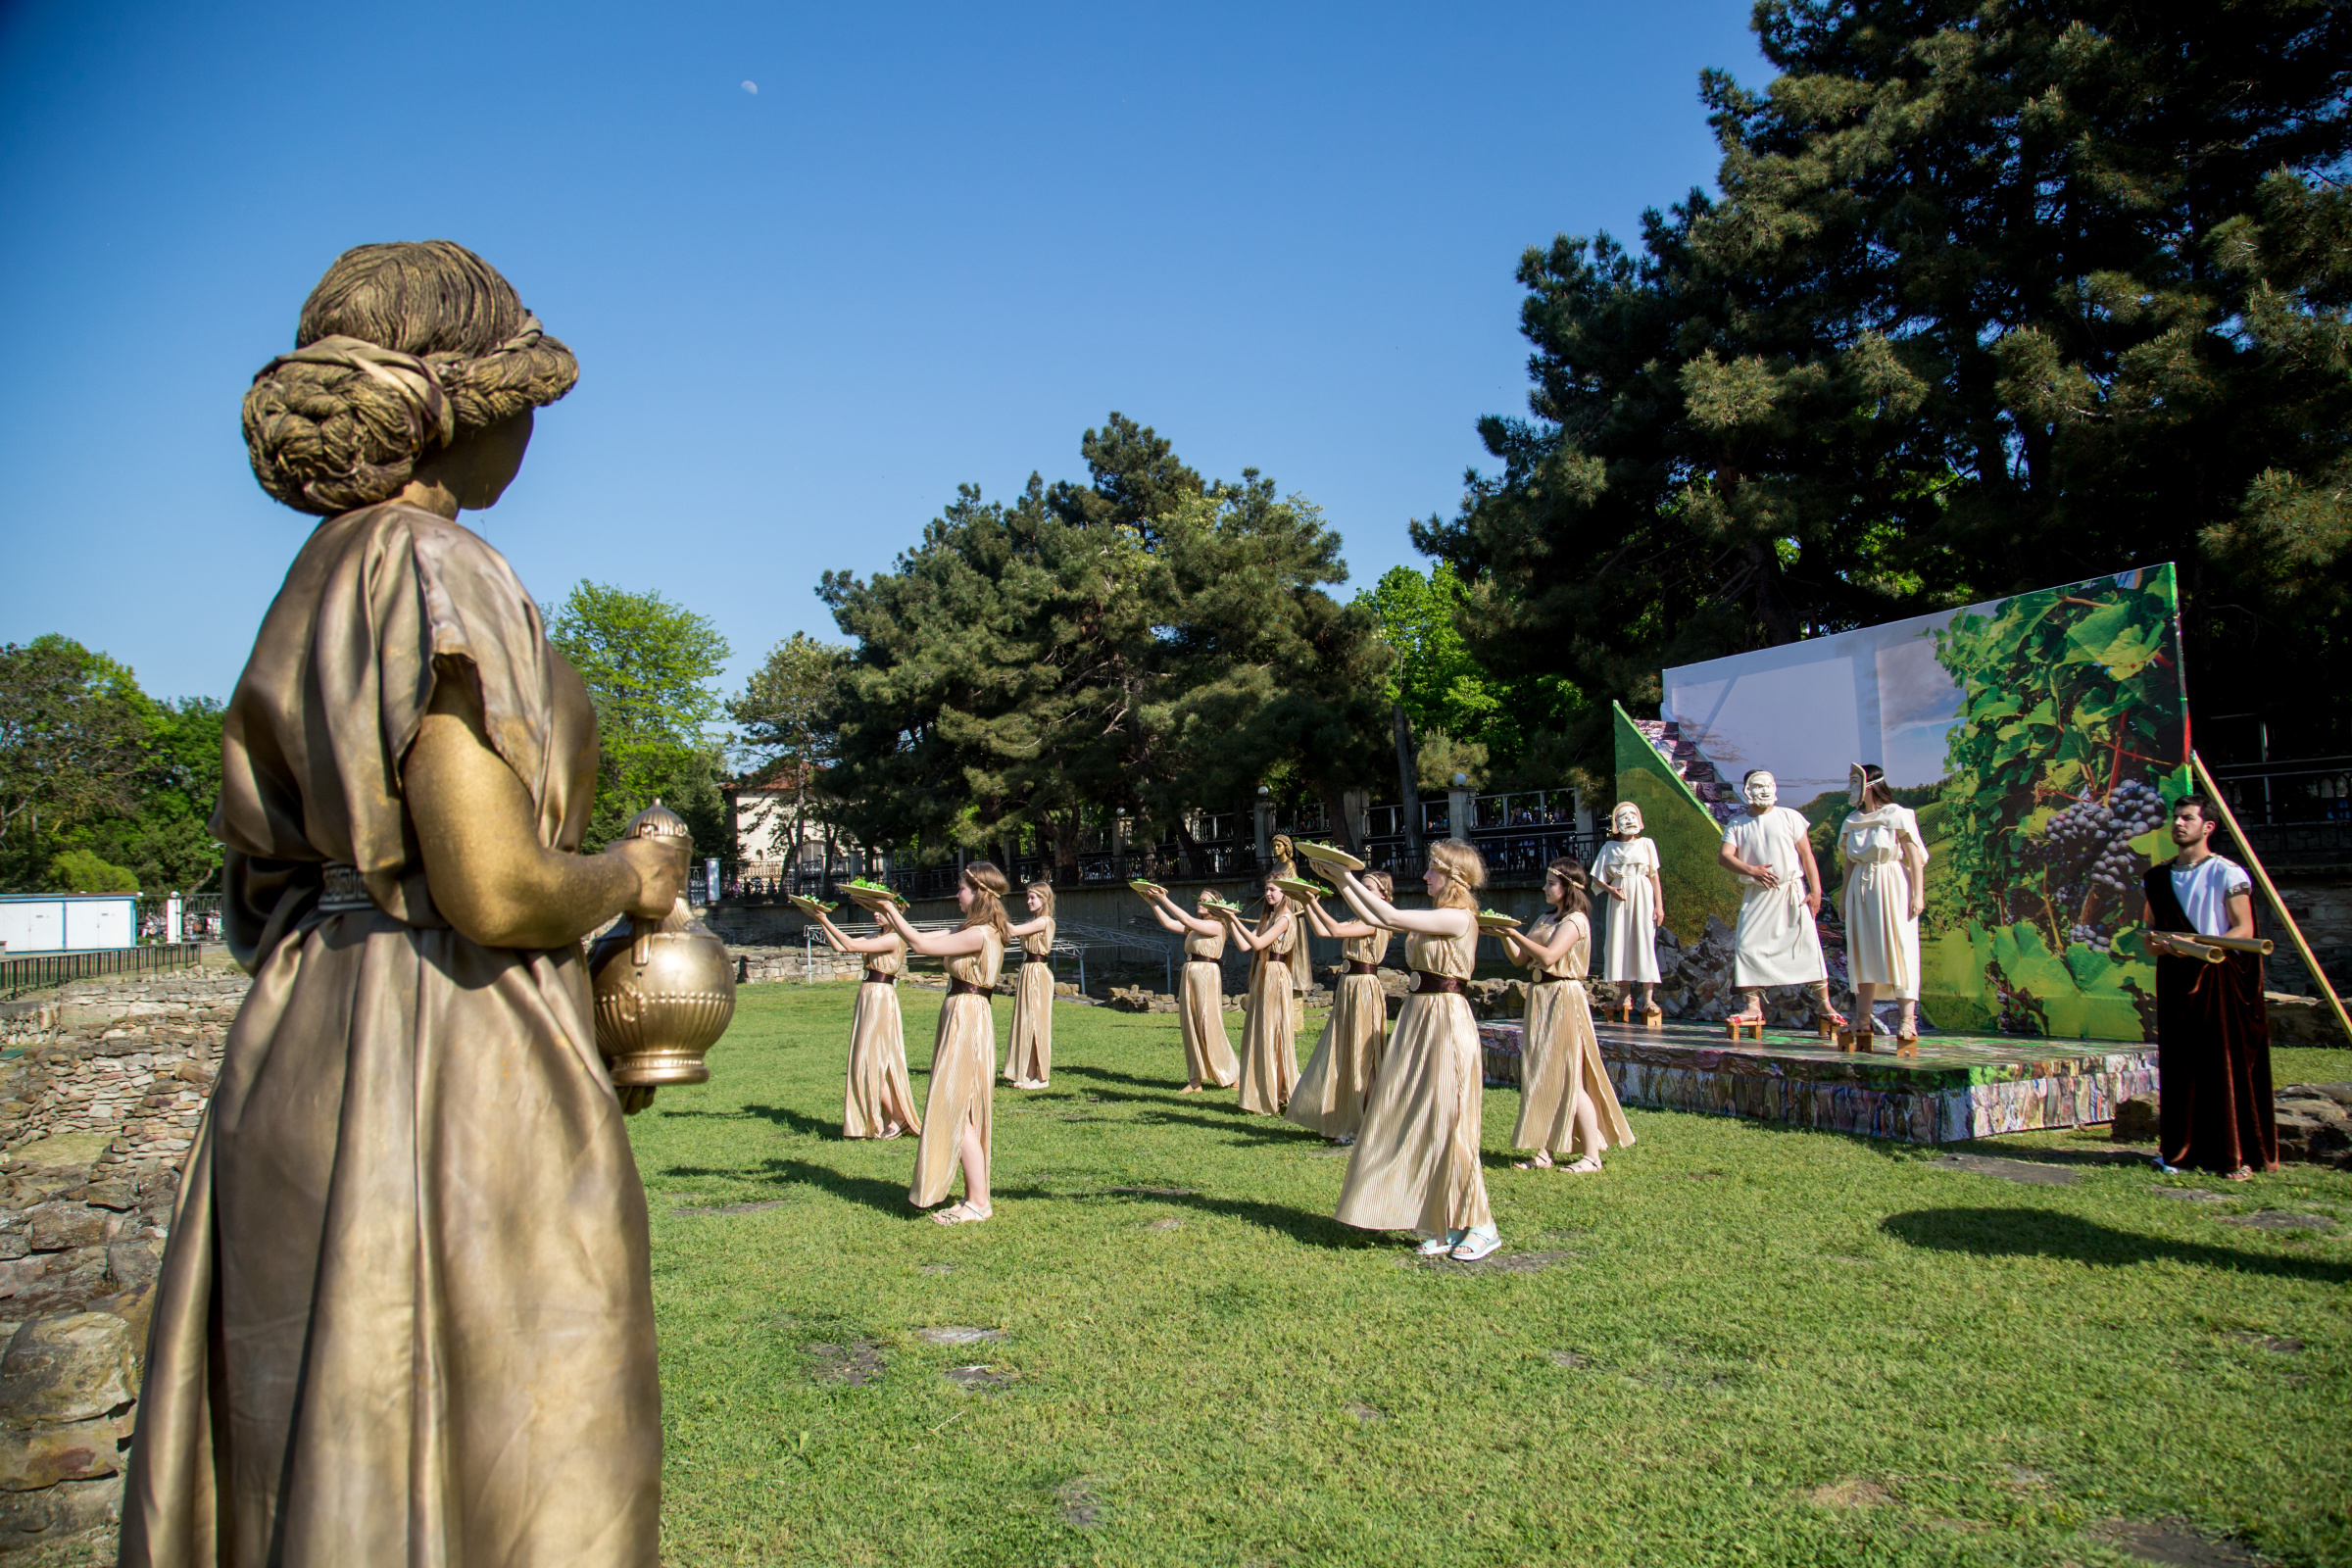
[0,0,1767,704]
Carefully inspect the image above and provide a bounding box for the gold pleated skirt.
[1236,960,1299,1115]
[845,980,921,1138]
[1510,980,1634,1155]
[1334,992,1493,1236]
[1285,974,1386,1138]
[1179,960,1240,1088]
[1002,960,1054,1083]
[910,994,995,1206]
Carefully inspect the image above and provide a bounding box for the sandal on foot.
[1417,1231,1464,1256]
[1177,1083,1202,1094]
[931,1200,993,1224]
[1449,1227,1502,1262]
[1512,1152,1554,1171]
[1562,1153,1603,1174]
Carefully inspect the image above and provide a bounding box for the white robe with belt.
[1723,806,1826,988]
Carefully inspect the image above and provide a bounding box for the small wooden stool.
[1892,1036,1920,1058]
[1725,1016,1764,1042]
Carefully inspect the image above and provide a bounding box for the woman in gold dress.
[1218,874,1300,1114]
[1499,858,1635,1171]
[1143,887,1241,1092]
[874,864,1008,1224]
[1328,841,1501,1261]
[122,242,682,1566]
[1002,881,1057,1088]
[1286,872,1395,1143]
[808,904,922,1139]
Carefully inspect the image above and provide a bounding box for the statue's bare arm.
[405,675,680,950]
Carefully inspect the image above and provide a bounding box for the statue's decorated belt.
[948,978,992,998]
[318,861,375,913]
[862,968,898,986]
[1406,970,1464,995]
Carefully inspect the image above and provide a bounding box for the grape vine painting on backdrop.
[1651,566,2186,1040]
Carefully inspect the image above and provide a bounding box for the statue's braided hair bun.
[242,240,578,514]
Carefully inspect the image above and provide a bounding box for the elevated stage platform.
[1477,1018,2156,1146]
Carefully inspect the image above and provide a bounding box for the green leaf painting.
[1920,566,2186,1040]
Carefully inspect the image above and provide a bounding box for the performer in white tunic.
[1590,802,1664,1023]
[1716,770,1843,1032]
[1838,763,1929,1052]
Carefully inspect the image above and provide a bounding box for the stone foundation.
[0,967,248,1545]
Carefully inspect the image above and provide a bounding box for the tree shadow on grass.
[1015,1184,1381,1251]
[1881,1207,2352,1285]
[659,1102,845,1141]
[1919,1143,2152,1170]
[661,1156,914,1218]
[1042,1075,1256,1118]
[741,1102,849,1141]
[1055,1063,1201,1094]
[1124,1107,1328,1147]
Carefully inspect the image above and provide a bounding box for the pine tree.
[1419,0,2352,772]
[818,420,1395,869]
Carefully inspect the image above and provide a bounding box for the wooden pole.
[2189,750,2352,1045]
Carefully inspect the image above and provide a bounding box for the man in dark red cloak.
[2139,793,2277,1179]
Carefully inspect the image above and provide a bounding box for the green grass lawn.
[637,985,2351,1568]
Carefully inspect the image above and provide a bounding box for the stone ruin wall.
[0,967,244,1547]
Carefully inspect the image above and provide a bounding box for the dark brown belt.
[1347,960,1380,976]
[1534,973,1584,986]
[862,968,897,986]
[948,978,991,998]
[1408,970,1464,995]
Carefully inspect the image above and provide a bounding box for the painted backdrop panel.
[1639,566,2187,1041]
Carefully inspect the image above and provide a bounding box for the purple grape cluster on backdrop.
[2017,778,2167,950]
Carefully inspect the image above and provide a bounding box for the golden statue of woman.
[119,241,680,1567]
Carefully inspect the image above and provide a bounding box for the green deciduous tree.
[730,631,850,873]
[0,638,157,889]
[1356,563,1590,791]
[1417,0,2352,777]
[46,848,138,894]
[0,639,228,894]
[547,581,731,856]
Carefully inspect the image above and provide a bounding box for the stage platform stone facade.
[1478,1018,2157,1146]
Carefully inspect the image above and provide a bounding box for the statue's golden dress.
[120,504,661,1567]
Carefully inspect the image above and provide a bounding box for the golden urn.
[587,801,736,1086]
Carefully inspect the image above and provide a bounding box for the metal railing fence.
[1,942,203,1004]
[2205,756,2352,868]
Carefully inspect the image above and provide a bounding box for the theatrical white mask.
[1611,802,1643,836]
[1848,766,1867,808]
[1744,772,1779,808]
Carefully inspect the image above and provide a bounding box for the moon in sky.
[741,80,758,95]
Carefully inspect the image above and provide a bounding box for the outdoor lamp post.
[1254,785,1274,868]
[1449,773,1472,845]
